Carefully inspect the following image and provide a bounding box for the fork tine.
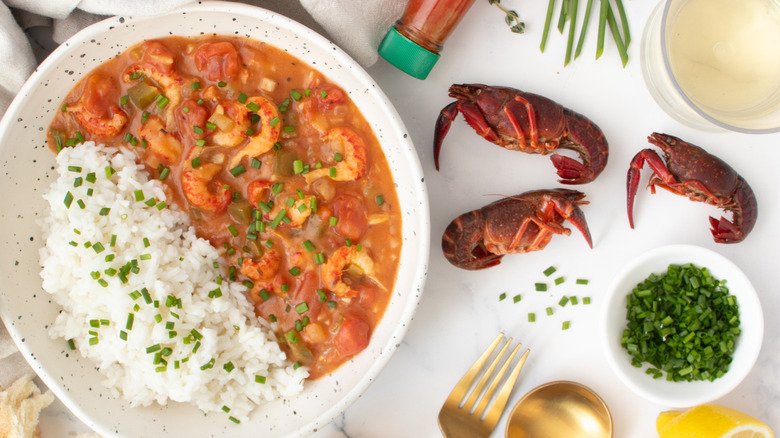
[462,337,512,409]
[473,342,522,417]
[444,333,504,406]
[482,348,530,430]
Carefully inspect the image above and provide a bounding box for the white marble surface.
[27,0,780,436]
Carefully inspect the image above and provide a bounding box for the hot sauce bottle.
[378,0,477,79]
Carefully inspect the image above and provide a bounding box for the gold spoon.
[505,380,613,438]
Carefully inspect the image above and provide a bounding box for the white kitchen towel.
[0,0,407,389]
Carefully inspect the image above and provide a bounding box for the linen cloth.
[0,0,405,389]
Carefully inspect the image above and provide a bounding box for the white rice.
[38,142,307,422]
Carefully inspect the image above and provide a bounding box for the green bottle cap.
[378,27,440,80]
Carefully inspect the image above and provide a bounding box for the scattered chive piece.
[570,296,579,305]
[238,92,248,103]
[554,276,565,285]
[303,240,315,252]
[329,216,338,227]
[191,82,200,90]
[255,375,266,384]
[543,264,556,276]
[375,195,384,205]
[535,283,547,292]
[583,297,591,305]
[251,158,261,169]
[290,90,303,101]
[513,294,522,304]
[295,302,309,314]
[191,157,201,168]
[499,292,507,301]
[576,279,589,285]
[558,296,570,307]
[562,321,571,330]
[159,166,170,180]
[528,313,536,322]
[546,307,554,316]
[313,253,325,264]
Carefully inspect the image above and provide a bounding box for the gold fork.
[438,333,530,438]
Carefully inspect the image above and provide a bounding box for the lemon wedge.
[657,404,774,438]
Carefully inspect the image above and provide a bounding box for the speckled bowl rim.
[600,244,763,408]
[0,2,429,437]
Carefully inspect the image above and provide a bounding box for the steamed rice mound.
[38,142,307,422]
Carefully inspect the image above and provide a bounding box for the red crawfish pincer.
[442,189,593,270]
[627,133,758,243]
[434,84,609,184]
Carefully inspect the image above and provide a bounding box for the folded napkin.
[0,0,407,389]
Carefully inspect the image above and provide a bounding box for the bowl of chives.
[600,244,763,408]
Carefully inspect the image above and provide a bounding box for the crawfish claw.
[434,101,459,171]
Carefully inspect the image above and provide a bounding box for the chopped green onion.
[535,283,547,292]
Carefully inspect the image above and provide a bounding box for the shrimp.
[210,101,250,148]
[138,115,182,163]
[229,96,282,168]
[241,248,283,303]
[67,73,128,138]
[181,162,231,213]
[321,245,381,299]
[241,248,282,282]
[304,127,367,184]
[267,195,316,228]
[122,41,184,130]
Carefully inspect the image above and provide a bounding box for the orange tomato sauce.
[46,36,402,379]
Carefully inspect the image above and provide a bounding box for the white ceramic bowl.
[0,2,429,437]
[600,244,763,408]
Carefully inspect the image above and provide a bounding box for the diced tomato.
[330,193,368,241]
[176,99,209,146]
[335,315,370,357]
[317,85,346,110]
[195,42,240,81]
[80,74,118,120]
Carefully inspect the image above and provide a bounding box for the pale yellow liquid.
[666,0,780,116]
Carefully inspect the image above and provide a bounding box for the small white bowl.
[600,244,763,408]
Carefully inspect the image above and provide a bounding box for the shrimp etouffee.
[46,36,402,378]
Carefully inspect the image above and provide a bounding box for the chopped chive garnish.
[512,294,522,303]
[546,307,554,316]
[576,279,589,285]
[554,276,565,285]
[499,292,507,301]
[295,302,309,314]
[528,313,536,322]
[535,283,547,292]
[558,296,570,307]
[562,321,571,330]
[191,157,201,168]
[583,297,591,305]
[375,195,384,205]
[314,253,325,264]
[570,296,579,305]
[63,192,74,208]
[230,165,246,176]
[543,266,557,276]
[303,240,315,252]
[290,90,303,101]
[255,375,266,384]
